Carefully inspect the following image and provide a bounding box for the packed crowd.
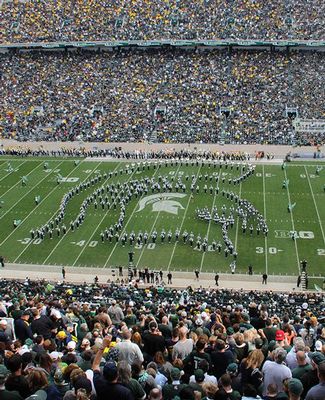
[0,50,324,146]
[0,0,324,43]
[0,277,324,400]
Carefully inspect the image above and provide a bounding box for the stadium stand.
[0,50,324,145]
[0,278,324,399]
[0,0,324,42]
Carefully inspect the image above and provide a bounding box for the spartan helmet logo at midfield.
[137,193,186,215]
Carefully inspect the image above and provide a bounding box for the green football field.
[0,157,324,277]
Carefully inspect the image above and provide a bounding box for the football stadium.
[0,2,325,400]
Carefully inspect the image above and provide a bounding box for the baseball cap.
[275,330,285,341]
[103,361,118,381]
[171,367,181,380]
[227,327,234,335]
[22,310,30,316]
[195,318,203,326]
[54,368,65,385]
[268,340,277,352]
[67,341,76,350]
[56,331,67,340]
[194,369,205,383]
[49,351,63,361]
[315,340,323,351]
[309,352,325,365]
[226,363,238,374]
[0,364,9,379]
[288,378,303,396]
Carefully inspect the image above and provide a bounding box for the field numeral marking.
[60,177,79,183]
[256,247,281,254]
[317,249,325,256]
[169,171,184,176]
[73,240,98,248]
[256,173,273,178]
[18,238,42,245]
[300,174,318,179]
[134,243,156,250]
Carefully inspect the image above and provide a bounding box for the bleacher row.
[0,50,324,145]
[0,0,324,43]
[0,278,324,399]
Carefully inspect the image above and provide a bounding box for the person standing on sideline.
[262,273,268,284]
[167,272,172,284]
[215,273,219,286]
[297,275,301,287]
[230,260,236,274]
[248,264,253,275]
[62,267,66,280]
[0,256,4,268]
[195,269,199,281]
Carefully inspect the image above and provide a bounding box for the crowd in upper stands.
[0,0,324,43]
[0,277,324,400]
[0,50,324,145]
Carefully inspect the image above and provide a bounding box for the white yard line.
[103,164,161,268]
[167,164,203,272]
[283,169,300,272]
[0,161,28,184]
[43,162,122,265]
[134,163,182,269]
[199,166,221,273]
[304,166,325,246]
[9,160,93,260]
[262,165,268,275]
[0,161,40,199]
[0,161,64,221]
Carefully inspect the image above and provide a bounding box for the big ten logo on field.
[275,230,314,239]
[60,177,79,183]
[137,193,187,215]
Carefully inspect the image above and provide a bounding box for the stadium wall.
[1,139,323,159]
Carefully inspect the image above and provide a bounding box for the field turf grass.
[0,157,324,278]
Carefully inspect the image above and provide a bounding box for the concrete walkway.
[0,263,303,292]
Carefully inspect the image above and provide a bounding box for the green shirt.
[292,363,312,379]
